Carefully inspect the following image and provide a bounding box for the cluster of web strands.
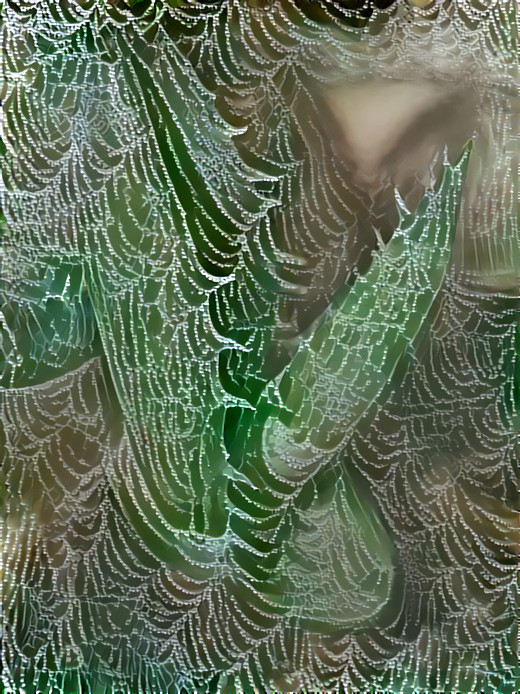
[1,0,518,692]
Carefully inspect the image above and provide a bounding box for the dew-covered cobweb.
[0,1,518,692]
